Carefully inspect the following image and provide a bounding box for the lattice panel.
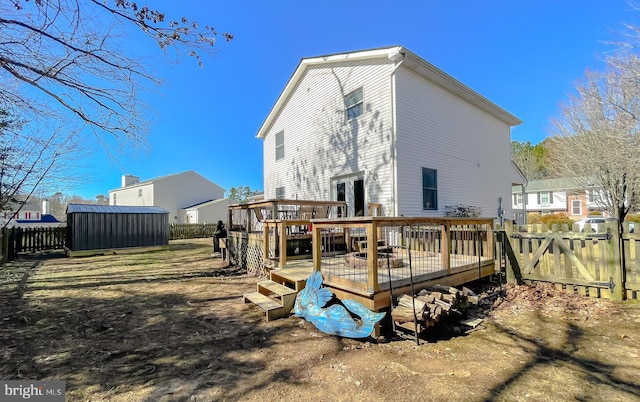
[228,233,267,277]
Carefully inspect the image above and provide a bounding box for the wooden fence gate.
[2,226,67,261]
[500,220,631,301]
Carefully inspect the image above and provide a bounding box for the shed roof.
[66,204,169,214]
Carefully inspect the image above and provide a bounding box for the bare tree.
[549,63,640,227]
[0,0,231,149]
[0,1,230,221]
[0,109,81,227]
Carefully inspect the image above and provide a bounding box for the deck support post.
[486,221,495,260]
[367,221,379,293]
[278,221,287,268]
[442,222,451,273]
[312,223,322,273]
[263,224,270,264]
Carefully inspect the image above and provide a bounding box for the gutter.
[388,49,405,217]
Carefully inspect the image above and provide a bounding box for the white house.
[109,170,228,224]
[184,198,234,224]
[1,200,62,228]
[512,177,608,223]
[257,46,523,218]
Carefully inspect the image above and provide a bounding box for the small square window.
[275,186,285,200]
[344,87,363,120]
[275,131,284,161]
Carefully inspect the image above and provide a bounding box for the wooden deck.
[270,253,495,311]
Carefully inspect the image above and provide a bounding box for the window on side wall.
[275,131,284,161]
[344,87,363,120]
[538,191,552,207]
[275,186,285,200]
[571,200,581,215]
[422,168,437,210]
[138,188,142,197]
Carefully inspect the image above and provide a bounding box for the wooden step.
[242,291,289,322]
[257,280,298,318]
[270,269,308,292]
[257,280,297,297]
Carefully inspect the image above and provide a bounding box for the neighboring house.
[512,177,607,223]
[2,200,62,228]
[184,198,234,224]
[257,46,523,218]
[109,170,228,224]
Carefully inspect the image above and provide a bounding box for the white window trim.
[571,199,582,216]
[345,87,364,121]
[275,131,284,161]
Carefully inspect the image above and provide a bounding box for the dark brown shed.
[65,204,169,252]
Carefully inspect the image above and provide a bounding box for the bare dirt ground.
[1,238,639,401]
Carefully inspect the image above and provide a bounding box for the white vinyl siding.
[262,58,395,207]
[109,171,225,223]
[394,67,513,217]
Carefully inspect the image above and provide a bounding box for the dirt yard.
[1,238,639,401]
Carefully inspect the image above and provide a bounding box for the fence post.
[0,227,6,262]
[503,221,524,285]
[606,220,624,301]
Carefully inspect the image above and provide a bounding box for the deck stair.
[243,279,299,322]
[269,268,309,292]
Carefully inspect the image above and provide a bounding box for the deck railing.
[227,199,347,273]
[311,217,495,294]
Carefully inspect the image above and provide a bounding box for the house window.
[344,87,363,120]
[571,200,582,215]
[513,194,523,206]
[538,191,552,207]
[422,168,437,210]
[138,189,142,197]
[113,194,117,205]
[25,212,31,219]
[275,186,285,200]
[275,131,284,161]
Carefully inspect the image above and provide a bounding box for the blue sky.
[68,0,634,199]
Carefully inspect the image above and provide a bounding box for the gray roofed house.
[108,170,229,224]
[512,177,606,224]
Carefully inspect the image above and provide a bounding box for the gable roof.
[511,177,588,193]
[183,198,233,209]
[16,214,60,223]
[256,45,522,139]
[66,204,169,214]
[109,170,224,193]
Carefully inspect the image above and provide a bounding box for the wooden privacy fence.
[169,223,217,240]
[2,226,67,261]
[500,220,640,301]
